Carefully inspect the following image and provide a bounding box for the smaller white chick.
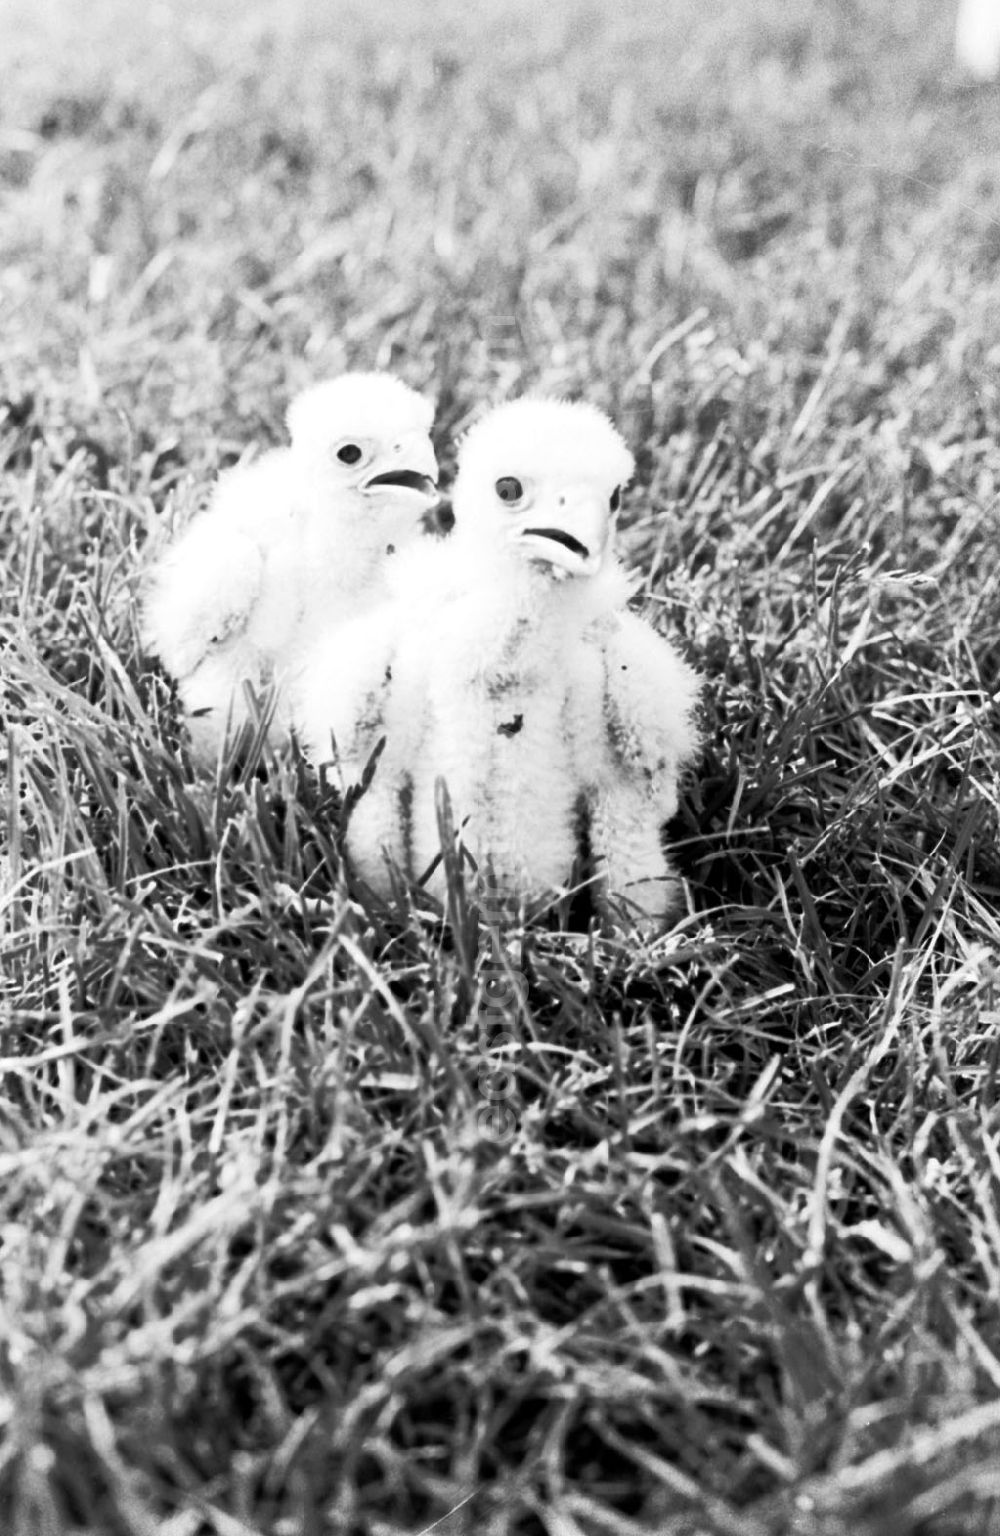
[956,0,1000,79]
[296,397,700,928]
[142,372,438,764]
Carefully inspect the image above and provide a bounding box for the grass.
[2,0,1000,1530]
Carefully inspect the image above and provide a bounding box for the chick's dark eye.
[495,476,524,505]
[610,486,622,512]
[337,443,363,465]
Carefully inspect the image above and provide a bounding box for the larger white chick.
[296,397,701,928]
[142,372,438,764]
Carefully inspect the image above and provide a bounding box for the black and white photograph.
[2,1,1000,1531]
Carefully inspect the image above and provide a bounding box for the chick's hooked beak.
[362,430,439,505]
[512,486,611,577]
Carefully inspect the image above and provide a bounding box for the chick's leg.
[588,783,682,931]
[343,770,412,900]
[178,647,275,767]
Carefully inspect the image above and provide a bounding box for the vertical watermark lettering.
[475,877,523,1143]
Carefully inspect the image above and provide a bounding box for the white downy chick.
[142,372,438,764]
[296,397,701,926]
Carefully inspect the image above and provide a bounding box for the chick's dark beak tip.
[364,469,438,498]
[522,527,591,559]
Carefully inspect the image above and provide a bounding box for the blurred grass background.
[5,0,1000,457]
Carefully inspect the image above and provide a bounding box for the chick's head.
[287,373,439,515]
[452,398,634,578]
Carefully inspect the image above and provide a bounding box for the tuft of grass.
[2,1,1000,1531]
